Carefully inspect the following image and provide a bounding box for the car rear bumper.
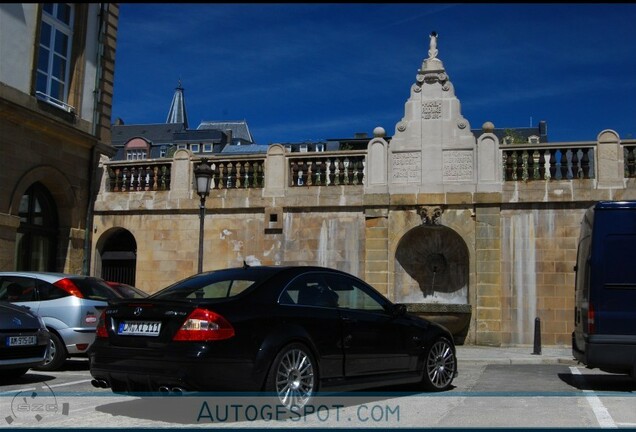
[89,345,263,393]
[0,345,49,369]
[57,328,96,355]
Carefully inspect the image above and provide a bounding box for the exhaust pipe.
[91,379,110,389]
[157,386,186,395]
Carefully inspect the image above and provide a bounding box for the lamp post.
[194,159,212,273]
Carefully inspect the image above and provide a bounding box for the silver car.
[0,272,122,370]
[0,301,50,379]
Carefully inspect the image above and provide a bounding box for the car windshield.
[70,277,123,301]
[152,274,258,301]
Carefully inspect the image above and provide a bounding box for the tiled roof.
[198,120,254,143]
[220,143,268,154]
[111,123,186,147]
[471,121,548,143]
[173,129,224,142]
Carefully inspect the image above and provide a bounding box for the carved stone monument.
[386,32,482,194]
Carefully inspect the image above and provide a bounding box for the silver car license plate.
[118,321,161,336]
[7,336,37,346]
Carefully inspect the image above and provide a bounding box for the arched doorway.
[98,229,137,286]
[15,182,58,271]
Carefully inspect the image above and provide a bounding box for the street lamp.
[194,159,213,273]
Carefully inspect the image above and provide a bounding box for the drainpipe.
[82,3,108,275]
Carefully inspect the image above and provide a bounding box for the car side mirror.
[391,303,407,317]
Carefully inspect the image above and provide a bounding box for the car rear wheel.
[34,332,66,371]
[265,343,317,410]
[421,336,456,391]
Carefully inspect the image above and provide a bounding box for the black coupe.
[89,266,457,408]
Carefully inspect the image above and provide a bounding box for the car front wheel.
[265,343,317,410]
[421,337,456,391]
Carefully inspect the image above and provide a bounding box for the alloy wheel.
[425,338,456,390]
[274,347,315,409]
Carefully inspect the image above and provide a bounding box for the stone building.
[0,3,119,273]
[111,82,259,162]
[93,32,636,347]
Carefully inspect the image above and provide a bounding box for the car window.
[280,274,339,308]
[154,278,256,300]
[324,274,385,312]
[0,277,39,302]
[69,277,122,300]
[37,281,71,301]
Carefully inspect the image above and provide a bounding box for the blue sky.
[112,3,636,145]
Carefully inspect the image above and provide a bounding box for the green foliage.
[503,129,527,144]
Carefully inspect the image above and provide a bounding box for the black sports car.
[89,266,457,408]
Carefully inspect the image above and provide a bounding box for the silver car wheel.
[275,347,314,409]
[426,338,456,389]
[46,338,56,365]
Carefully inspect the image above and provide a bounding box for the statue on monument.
[428,31,438,59]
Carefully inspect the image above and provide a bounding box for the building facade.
[91,33,636,347]
[0,3,119,273]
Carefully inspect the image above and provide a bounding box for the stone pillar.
[476,122,502,192]
[596,129,624,189]
[364,127,389,194]
[474,205,502,346]
[0,213,20,270]
[364,212,390,298]
[170,149,193,200]
[264,144,286,197]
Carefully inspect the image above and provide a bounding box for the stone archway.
[95,228,137,286]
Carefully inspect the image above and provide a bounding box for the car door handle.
[342,317,357,324]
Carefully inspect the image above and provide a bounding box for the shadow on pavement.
[94,385,452,425]
[559,372,636,392]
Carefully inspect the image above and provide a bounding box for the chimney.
[225,129,234,145]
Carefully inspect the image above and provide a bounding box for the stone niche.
[394,209,471,344]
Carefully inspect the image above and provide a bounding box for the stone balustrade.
[624,143,636,178]
[502,144,596,182]
[107,161,171,192]
[101,134,636,197]
[197,158,266,190]
[288,152,366,187]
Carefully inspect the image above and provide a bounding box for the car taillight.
[588,304,595,335]
[173,308,235,341]
[53,278,84,298]
[96,310,108,339]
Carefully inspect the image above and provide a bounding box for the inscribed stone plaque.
[422,101,442,119]
[392,152,421,183]
[443,150,473,181]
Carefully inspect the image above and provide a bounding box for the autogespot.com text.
[196,399,401,424]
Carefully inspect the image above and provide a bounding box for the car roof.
[0,300,38,317]
[0,271,99,282]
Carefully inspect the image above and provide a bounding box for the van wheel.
[34,332,66,371]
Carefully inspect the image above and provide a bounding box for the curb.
[457,358,578,366]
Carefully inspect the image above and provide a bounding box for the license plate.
[7,336,36,346]
[117,321,161,336]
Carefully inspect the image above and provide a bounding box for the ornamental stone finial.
[428,31,438,59]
